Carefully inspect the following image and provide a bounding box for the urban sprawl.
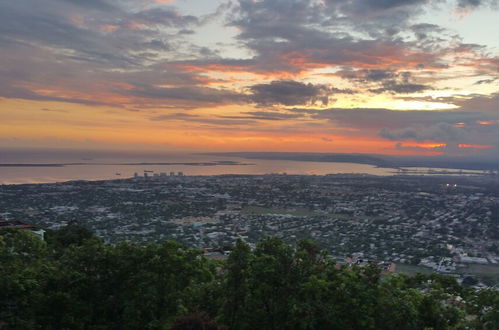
[1,172,499,288]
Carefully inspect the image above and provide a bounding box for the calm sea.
[0,149,394,184]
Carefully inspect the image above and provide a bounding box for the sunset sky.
[1,0,499,157]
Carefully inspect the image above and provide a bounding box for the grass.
[462,263,499,275]
[241,206,369,220]
[395,263,499,286]
[241,206,318,217]
[457,264,499,286]
[395,263,434,275]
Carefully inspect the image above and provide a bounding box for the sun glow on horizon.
[0,0,498,156]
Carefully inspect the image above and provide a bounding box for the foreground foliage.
[0,226,498,330]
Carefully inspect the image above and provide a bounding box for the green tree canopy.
[1,228,498,330]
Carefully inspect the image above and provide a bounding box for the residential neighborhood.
[1,173,499,287]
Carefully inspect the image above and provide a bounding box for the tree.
[0,230,48,329]
[45,224,94,249]
[170,312,224,330]
[222,239,252,329]
[2,230,495,330]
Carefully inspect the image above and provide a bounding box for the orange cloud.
[177,63,250,74]
[280,51,331,72]
[0,98,454,156]
[476,120,499,125]
[458,144,493,149]
[176,63,302,81]
[101,24,119,32]
[399,142,447,149]
[127,20,145,30]
[67,13,85,28]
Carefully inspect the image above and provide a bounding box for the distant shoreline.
[203,152,499,171]
[0,161,254,168]
[3,171,498,187]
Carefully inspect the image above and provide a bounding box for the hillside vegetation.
[1,226,498,330]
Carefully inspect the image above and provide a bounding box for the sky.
[1,0,499,157]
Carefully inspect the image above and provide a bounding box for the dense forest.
[1,226,498,330]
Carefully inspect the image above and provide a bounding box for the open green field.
[457,264,499,286]
[241,206,319,217]
[395,263,434,275]
[241,206,360,220]
[395,263,499,286]
[461,263,499,275]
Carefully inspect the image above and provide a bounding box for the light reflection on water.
[0,151,394,184]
